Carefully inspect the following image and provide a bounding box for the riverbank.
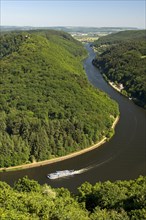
[0,116,119,172]
[108,81,123,93]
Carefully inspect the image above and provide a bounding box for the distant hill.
[93,30,146,108]
[0,25,138,33]
[0,30,119,167]
[93,30,146,46]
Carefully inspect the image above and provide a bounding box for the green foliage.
[90,207,129,220]
[106,128,115,140]
[0,176,145,219]
[93,30,146,108]
[94,30,146,46]
[0,30,119,167]
[14,176,41,192]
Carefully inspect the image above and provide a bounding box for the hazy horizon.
[0,25,142,28]
[1,0,145,29]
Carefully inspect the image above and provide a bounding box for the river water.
[0,44,145,192]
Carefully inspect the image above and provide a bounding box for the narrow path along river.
[0,44,146,192]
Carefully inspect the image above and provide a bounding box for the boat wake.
[75,156,113,171]
[72,155,115,176]
[48,156,115,180]
[73,167,91,175]
[47,167,92,180]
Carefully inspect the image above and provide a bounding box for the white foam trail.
[73,166,92,175]
[72,156,114,176]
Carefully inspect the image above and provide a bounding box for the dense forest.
[0,30,119,167]
[92,30,146,108]
[0,176,146,219]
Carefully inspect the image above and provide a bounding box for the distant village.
[71,32,107,42]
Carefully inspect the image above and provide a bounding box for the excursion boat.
[47,170,74,179]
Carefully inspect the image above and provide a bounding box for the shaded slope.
[93,30,146,108]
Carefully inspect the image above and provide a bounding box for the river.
[0,44,145,192]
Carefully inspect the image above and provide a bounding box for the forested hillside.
[0,176,146,219]
[93,30,146,108]
[0,30,119,167]
[93,30,146,46]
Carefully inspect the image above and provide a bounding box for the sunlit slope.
[0,30,119,167]
[94,30,146,46]
[1,176,146,219]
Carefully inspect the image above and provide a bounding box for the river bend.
[0,44,145,192]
